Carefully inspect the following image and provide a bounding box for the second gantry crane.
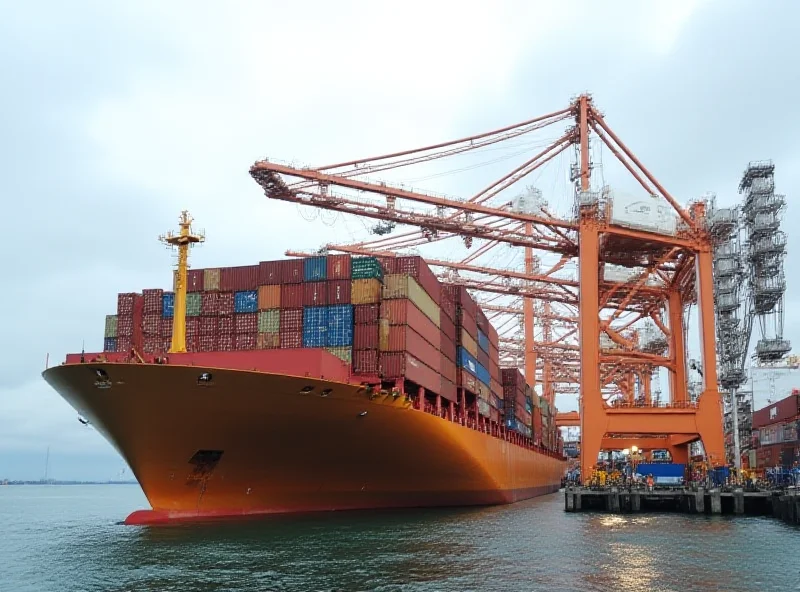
[250,94,728,478]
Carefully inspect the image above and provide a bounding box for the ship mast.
[159,211,205,353]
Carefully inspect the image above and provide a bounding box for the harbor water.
[1,485,798,592]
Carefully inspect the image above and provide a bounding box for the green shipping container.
[382,274,440,328]
[258,309,280,333]
[325,346,352,364]
[186,292,202,316]
[104,315,118,338]
[351,256,384,281]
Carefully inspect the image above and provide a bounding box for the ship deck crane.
[251,94,727,478]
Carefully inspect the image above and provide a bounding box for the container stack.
[380,256,445,399]
[501,368,533,438]
[102,254,516,424]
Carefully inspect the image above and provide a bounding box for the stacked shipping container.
[100,254,557,447]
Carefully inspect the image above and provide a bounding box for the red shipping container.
[280,329,303,349]
[354,303,380,324]
[443,285,478,319]
[439,309,456,341]
[439,290,456,322]
[186,317,199,336]
[199,335,216,352]
[235,313,258,334]
[217,334,234,351]
[459,308,478,338]
[117,315,134,337]
[117,293,136,316]
[440,352,457,382]
[459,369,479,394]
[485,319,499,347]
[280,284,303,308]
[502,368,526,390]
[218,292,235,315]
[380,299,440,348]
[219,265,259,291]
[476,308,489,333]
[142,314,161,336]
[199,316,217,335]
[303,282,328,306]
[533,407,543,438]
[160,335,172,352]
[490,407,499,424]
[381,352,441,395]
[186,269,204,292]
[131,294,144,353]
[383,326,440,372]
[440,377,457,402]
[142,289,163,315]
[142,336,161,354]
[327,254,351,280]
[380,256,398,274]
[218,315,234,335]
[258,260,282,285]
[116,336,132,354]
[327,280,351,304]
[352,349,379,374]
[489,359,500,382]
[280,308,303,331]
[490,376,503,399]
[440,330,457,363]
[281,259,304,284]
[753,394,800,429]
[201,292,220,315]
[235,333,257,350]
[354,324,379,350]
[477,347,490,369]
[395,256,441,304]
[160,317,173,336]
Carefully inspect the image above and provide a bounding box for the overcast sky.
[2,0,798,480]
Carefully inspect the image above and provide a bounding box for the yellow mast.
[159,211,205,353]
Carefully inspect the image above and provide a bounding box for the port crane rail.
[251,94,727,478]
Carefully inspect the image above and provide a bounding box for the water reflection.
[3,486,800,592]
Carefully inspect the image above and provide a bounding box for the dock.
[564,486,800,525]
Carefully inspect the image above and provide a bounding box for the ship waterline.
[42,356,564,525]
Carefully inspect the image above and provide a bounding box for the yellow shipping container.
[257,285,281,310]
[460,328,478,357]
[351,278,382,304]
[204,268,220,291]
[382,274,440,327]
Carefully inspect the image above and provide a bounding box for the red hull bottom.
[124,484,562,525]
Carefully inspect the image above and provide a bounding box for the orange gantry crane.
[250,94,726,478]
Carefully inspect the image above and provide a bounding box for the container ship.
[42,213,565,525]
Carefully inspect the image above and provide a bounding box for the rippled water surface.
[1,485,798,591]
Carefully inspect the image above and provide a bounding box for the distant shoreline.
[0,481,139,486]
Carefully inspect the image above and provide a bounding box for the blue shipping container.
[637,463,686,485]
[476,362,490,386]
[304,256,328,282]
[103,337,117,352]
[162,293,175,318]
[234,290,258,313]
[303,306,329,348]
[326,304,354,347]
[477,329,489,353]
[457,347,479,376]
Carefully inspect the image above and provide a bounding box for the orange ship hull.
[43,356,564,525]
